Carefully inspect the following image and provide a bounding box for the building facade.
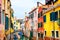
[1,0,14,40]
[29,8,38,40]
[0,0,5,39]
[43,0,60,40]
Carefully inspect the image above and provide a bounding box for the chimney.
[37,2,39,7]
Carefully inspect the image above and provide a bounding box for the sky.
[11,0,45,19]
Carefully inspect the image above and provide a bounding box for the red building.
[38,6,44,38]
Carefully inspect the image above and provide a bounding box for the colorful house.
[38,6,44,39]
[14,17,20,31]
[0,0,5,39]
[29,8,38,40]
[43,0,60,39]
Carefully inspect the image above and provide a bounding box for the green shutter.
[30,31,33,37]
[38,23,41,28]
[38,22,43,28]
[5,16,9,30]
[38,13,41,18]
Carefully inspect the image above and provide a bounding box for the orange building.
[38,6,44,38]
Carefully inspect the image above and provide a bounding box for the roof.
[43,4,60,14]
[29,8,37,14]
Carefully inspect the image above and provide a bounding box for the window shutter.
[43,15,46,22]
[50,12,58,21]
[5,16,9,30]
[56,31,59,37]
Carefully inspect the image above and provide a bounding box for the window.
[38,12,42,18]
[55,11,58,20]
[5,16,9,30]
[43,15,46,22]
[50,12,58,21]
[14,22,15,24]
[41,12,43,16]
[30,13,34,18]
[41,34,43,38]
[38,33,43,38]
[38,33,40,37]
[30,31,33,37]
[10,20,13,29]
[38,22,43,28]
[56,31,59,37]
[45,31,46,36]
[38,13,40,18]
[52,31,55,37]
[38,23,40,28]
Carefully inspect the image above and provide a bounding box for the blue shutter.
[5,16,9,30]
[50,12,58,21]
[43,15,46,22]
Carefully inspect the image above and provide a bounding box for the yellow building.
[43,0,60,39]
[14,18,20,31]
[16,20,20,30]
[6,8,14,35]
[2,0,14,35]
